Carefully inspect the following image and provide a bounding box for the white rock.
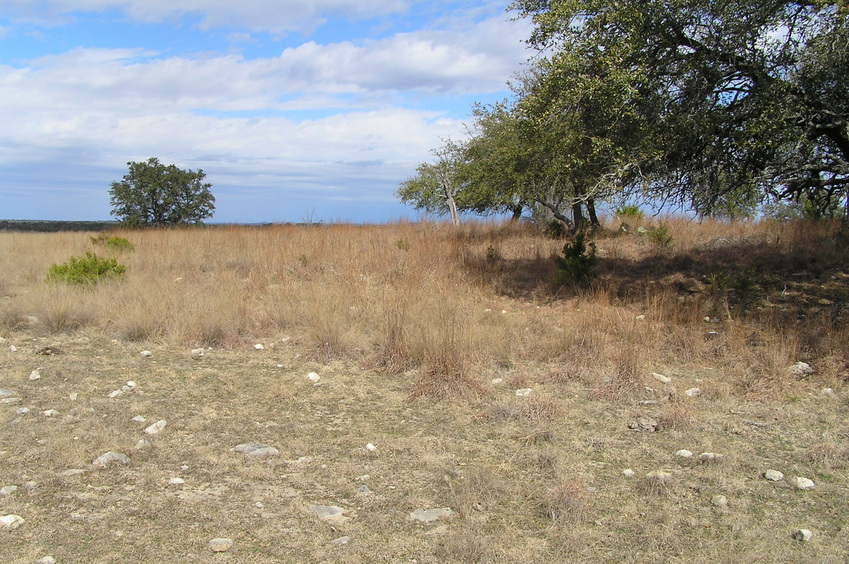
[191,348,205,358]
[408,507,455,524]
[254,343,264,350]
[16,407,29,415]
[793,529,813,542]
[635,315,646,320]
[684,387,701,397]
[0,397,20,404]
[140,350,152,357]
[652,372,672,384]
[0,485,18,496]
[38,557,56,564]
[622,469,636,478]
[92,451,130,467]
[0,389,16,398]
[764,469,784,481]
[132,415,146,423]
[307,372,320,383]
[821,387,834,396]
[331,536,351,545]
[515,388,532,397]
[42,409,59,417]
[29,369,41,381]
[308,505,348,524]
[365,443,378,452]
[69,392,78,401]
[233,443,279,457]
[792,476,815,490]
[208,538,233,552]
[789,361,814,376]
[107,389,124,398]
[169,477,185,485]
[134,439,151,450]
[144,419,167,435]
[60,469,85,477]
[491,378,503,385]
[711,495,728,507]
[0,514,24,530]
[699,452,724,462]
[675,450,694,459]
[9,345,17,352]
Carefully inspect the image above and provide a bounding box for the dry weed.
[541,479,589,524]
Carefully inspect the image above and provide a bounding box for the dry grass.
[0,219,848,562]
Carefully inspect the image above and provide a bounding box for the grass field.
[0,218,847,562]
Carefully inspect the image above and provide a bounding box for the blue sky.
[0,1,533,223]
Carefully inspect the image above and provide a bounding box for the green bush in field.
[90,233,134,252]
[47,252,126,285]
[553,232,597,288]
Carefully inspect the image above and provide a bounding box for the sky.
[0,1,534,223]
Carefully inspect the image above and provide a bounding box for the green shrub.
[615,205,643,219]
[394,238,411,252]
[645,224,674,249]
[46,252,126,285]
[553,233,597,288]
[90,233,134,252]
[485,245,502,263]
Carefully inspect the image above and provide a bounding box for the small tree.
[109,158,215,226]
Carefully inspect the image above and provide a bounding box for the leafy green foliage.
[644,224,674,249]
[109,157,215,226]
[46,252,126,285]
[90,233,134,252]
[615,205,643,219]
[553,233,596,288]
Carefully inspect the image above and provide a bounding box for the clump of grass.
[657,405,694,431]
[639,471,675,496]
[541,479,589,524]
[644,223,674,249]
[91,233,134,252]
[806,443,849,469]
[46,252,126,285]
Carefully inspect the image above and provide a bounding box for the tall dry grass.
[1,218,846,400]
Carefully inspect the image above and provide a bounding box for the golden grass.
[0,218,848,562]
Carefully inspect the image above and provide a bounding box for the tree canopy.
[399,1,849,225]
[109,158,216,227]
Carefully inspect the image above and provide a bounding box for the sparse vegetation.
[0,219,847,562]
[45,251,126,285]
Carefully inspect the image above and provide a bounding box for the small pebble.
[491,378,503,385]
[140,350,152,357]
[144,420,167,435]
[0,514,24,530]
[42,409,59,417]
[307,372,320,383]
[622,469,635,478]
[38,557,56,564]
[132,415,146,423]
[515,388,532,397]
[652,372,672,384]
[711,495,728,507]
[365,443,377,452]
[16,407,29,415]
[254,344,264,350]
[764,469,784,481]
[684,387,701,397]
[29,369,41,381]
[792,477,815,490]
[675,449,693,459]
[0,485,18,496]
[793,529,813,542]
[169,477,185,486]
[331,536,351,545]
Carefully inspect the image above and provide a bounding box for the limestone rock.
[0,485,18,496]
[408,507,455,524]
[789,361,814,377]
[515,388,532,397]
[208,538,233,552]
[684,388,701,397]
[140,350,152,358]
[652,372,672,384]
[308,504,348,525]
[764,469,784,481]
[792,477,815,490]
[793,529,813,542]
[233,443,279,457]
[629,417,658,432]
[92,451,130,467]
[144,419,167,435]
[0,514,24,530]
[675,449,694,459]
[711,495,728,507]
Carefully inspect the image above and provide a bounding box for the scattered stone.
[705,331,720,339]
[792,476,815,490]
[629,417,658,432]
[122,381,137,392]
[16,407,29,415]
[208,538,233,552]
[134,439,151,450]
[254,344,264,350]
[764,469,784,482]
[491,378,503,385]
[92,451,130,467]
[675,450,694,459]
[38,557,56,564]
[307,372,320,383]
[515,388,532,397]
[38,346,64,355]
[69,392,78,401]
[28,369,41,381]
[652,372,672,384]
[233,443,279,457]
[0,397,21,404]
[331,536,351,545]
[0,514,24,530]
[789,361,814,377]
[60,469,86,477]
[140,350,152,358]
[793,529,813,542]
[0,485,18,496]
[132,415,146,423]
[107,389,124,398]
[0,389,16,398]
[635,315,646,320]
[191,348,205,358]
[711,495,728,507]
[821,387,834,396]
[643,471,674,494]
[622,469,636,478]
[355,485,372,495]
[169,477,185,486]
[144,420,167,435]
[684,388,701,397]
[365,443,377,452]
[698,452,724,463]
[409,507,455,524]
[42,409,59,417]
[9,345,17,352]
[308,505,348,524]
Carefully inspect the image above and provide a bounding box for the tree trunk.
[572,202,585,233]
[446,194,460,226]
[586,198,600,227]
[509,203,524,222]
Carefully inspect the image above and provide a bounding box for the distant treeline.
[0,220,119,233]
